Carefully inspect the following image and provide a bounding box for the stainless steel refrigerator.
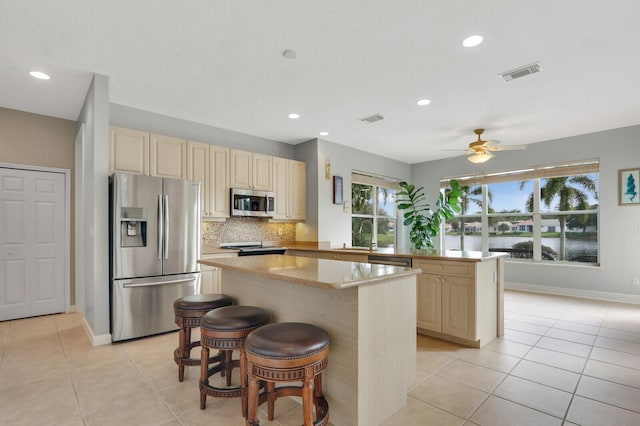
[110,173,201,341]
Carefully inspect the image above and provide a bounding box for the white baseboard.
[69,305,76,313]
[82,318,112,346]
[506,281,640,305]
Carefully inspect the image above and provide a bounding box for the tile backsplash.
[202,217,296,245]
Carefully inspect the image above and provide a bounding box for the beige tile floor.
[1,290,639,426]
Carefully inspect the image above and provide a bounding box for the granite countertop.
[198,255,420,290]
[284,243,506,262]
[200,244,239,255]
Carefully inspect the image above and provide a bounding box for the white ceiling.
[1,1,639,164]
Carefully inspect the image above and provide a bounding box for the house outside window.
[351,172,399,249]
[443,159,599,264]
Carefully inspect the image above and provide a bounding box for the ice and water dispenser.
[120,207,147,247]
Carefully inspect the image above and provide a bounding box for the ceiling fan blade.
[482,140,500,147]
[487,144,527,151]
[442,148,472,152]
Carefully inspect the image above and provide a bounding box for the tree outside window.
[352,183,397,248]
[443,166,599,265]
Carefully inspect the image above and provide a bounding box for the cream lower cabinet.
[285,249,317,258]
[273,157,306,220]
[315,252,368,262]
[414,258,497,347]
[200,253,237,293]
[229,149,272,191]
[286,250,368,262]
[187,141,229,219]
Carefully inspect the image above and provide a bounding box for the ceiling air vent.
[359,114,384,123]
[500,62,542,82]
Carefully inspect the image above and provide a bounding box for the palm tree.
[458,186,493,250]
[520,175,597,260]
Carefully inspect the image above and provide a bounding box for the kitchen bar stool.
[199,305,269,414]
[173,293,233,382]
[245,322,330,426]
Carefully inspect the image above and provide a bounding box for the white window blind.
[352,171,401,190]
[440,158,599,188]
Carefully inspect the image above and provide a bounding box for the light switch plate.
[343,200,350,213]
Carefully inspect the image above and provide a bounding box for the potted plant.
[396,180,464,253]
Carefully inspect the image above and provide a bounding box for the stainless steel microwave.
[230,188,275,217]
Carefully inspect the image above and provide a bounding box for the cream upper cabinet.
[209,145,230,217]
[289,160,306,219]
[187,141,229,219]
[109,127,150,175]
[150,133,187,179]
[230,149,272,191]
[272,158,306,220]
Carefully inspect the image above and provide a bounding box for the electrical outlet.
[633,277,640,288]
[278,228,283,236]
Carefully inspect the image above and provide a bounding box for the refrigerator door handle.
[122,278,194,288]
[157,194,163,260]
[164,194,170,259]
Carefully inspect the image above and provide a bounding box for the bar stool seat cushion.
[245,322,330,359]
[174,293,233,311]
[202,305,270,331]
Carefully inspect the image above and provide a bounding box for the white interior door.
[0,167,66,320]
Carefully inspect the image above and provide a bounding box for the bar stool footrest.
[173,342,221,367]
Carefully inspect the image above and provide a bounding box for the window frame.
[351,177,399,249]
[442,159,600,265]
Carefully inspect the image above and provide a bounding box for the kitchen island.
[286,245,506,348]
[198,255,420,426]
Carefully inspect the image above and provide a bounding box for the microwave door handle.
[164,194,170,259]
[157,194,163,260]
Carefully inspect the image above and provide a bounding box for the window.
[443,159,599,265]
[351,173,398,249]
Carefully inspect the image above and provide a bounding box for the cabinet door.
[289,160,306,220]
[200,265,222,293]
[109,127,149,175]
[209,145,230,218]
[229,149,252,189]
[252,153,272,191]
[187,141,210,216]
[272,157,288,219]
[441,276,475,340]
[417,273,442,332]
[150,134,187,179]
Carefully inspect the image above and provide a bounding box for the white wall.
[303,138,411,247]
[76,74,111,342]
[110,103,295,159]
[411,124,640,300]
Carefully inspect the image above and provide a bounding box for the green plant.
[396,180,464,251]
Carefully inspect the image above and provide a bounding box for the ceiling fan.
[445,129,527,163]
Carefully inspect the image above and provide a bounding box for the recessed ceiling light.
[287,113,300,119]
[417,99,431,106]
[319,132,329,136]
[29,71,50,80]
[462,35,483,48]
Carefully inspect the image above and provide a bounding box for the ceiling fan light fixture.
[468,151,494,164]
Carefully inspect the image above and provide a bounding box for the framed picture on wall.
[619,168,640,205]
[333,176,343,204]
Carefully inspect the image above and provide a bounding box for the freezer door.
[112,173,163,279]
[162,178,200,275]
[111,273,200,341]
